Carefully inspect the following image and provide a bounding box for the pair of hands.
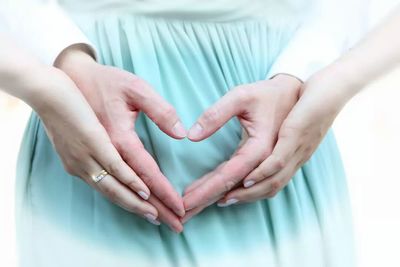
[42,46,343,233]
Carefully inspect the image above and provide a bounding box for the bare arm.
[318,5,400,103]
[0,33,169,229]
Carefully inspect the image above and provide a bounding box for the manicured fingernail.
[168,224,182,234]
[188,123,203,140]
[172,121,187,138]
[175,208,185,217]
[217,198,238,207]
[243,180,255,188]
[138,190,149,200]
[145,213,161,225]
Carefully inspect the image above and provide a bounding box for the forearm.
[0,33,50,104]
[0,33,85,115]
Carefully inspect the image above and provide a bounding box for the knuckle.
[252,168,263,180]
[234,85,253,104]
[63,161,76,176]
[126,76,150,101]
[157,191,173,205]
[226,155,249,173]
[141,175,154,189]
[223,179,236,192]
[260,148,272,161]
[150,104,177,126]
[130,139,145,151]
[295,159,304,169]
[202,107,220,125]
[163,104,177,118]
[103,186,118,201]
[304,145,314,158]
[126,179,140,190]
[64,165,75,176]
[273,155,286,169]
[269,180,282,193]
[106,159,123,176]
[258,167,270,179]
[125,201,141,214]
[158,104,177,123]
[111,136,126,151]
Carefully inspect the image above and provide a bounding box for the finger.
[219,164,295,205]
[85,160,159,224]
[242,134,298,188]
[183,162,227,195]
[181,205,206,224]
[90,139,151,200]
[129,78,186,139]
[183,127,246,195]
[147,195,184,233]
[183,137,266,211]
[116,133,185,217]
[181,194,222,224]
[187,86,249,141]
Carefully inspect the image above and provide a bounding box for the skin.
[56,46,186,232]
[0,33,164,228]
[182,6,400,222]
[6,5,398,230]
[181,74,303,221]
[56,44,303,228]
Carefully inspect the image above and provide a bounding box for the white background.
[1,1,400,266]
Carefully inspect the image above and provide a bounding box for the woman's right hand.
[28,66,169,228]
[55,46,186,232]
[0,35,184,231]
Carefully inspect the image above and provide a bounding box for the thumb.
[187,87,248,141]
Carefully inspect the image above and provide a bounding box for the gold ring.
[91,169,108,183]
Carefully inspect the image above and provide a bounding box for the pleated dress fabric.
[15,5,356,267]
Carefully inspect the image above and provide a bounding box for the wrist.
[28,67,80,115]
[270,73,303,89]
[318,60,362,105]
[301,65,354,117]
[54,44,96,77]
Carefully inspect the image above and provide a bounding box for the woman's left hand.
[181,74,302,222]
[214,70,348,207]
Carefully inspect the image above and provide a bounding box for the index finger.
[183,137,267,211]
[115,132,185,217]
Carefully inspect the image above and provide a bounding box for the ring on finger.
[91,169,109,183]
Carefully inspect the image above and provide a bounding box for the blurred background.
[1,1,400,266]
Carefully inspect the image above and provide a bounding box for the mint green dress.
[16,4,356,267]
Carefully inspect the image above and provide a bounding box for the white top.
[0,0,368,81]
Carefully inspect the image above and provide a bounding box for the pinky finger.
[181,194,222,224]
[91,141,151,201]
[242,135,298,188]
[218,168,293,206]
[89,171,160,225]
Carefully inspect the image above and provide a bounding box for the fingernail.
[168,224,182,234]
[243,180,255,188]
[175,208,185,217]
[172,121,187,138]
[217,198,238,207]
[188,123,203,140]
[138,190,149,200]
[145,213,161,225]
